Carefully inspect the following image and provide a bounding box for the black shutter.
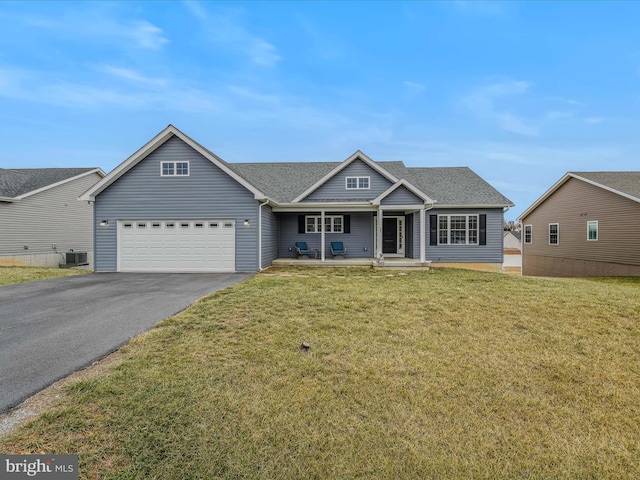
[344,215,351,233]
[479,214,487,245]
[298,215,305,234]
[429,215,438,246]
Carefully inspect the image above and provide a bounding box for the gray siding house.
[0,168,105,267]
[518,172,640,277]
[81,125,513,272]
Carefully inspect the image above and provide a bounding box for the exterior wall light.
[99,220,109,226]
[243,219,250,226]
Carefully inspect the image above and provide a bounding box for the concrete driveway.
[0,272,252,413]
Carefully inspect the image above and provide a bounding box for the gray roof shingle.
[229,161,513,206]
[0,168,98,198]
[571,171,640,201]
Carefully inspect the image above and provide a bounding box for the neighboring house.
[518,171,640,277]
[80,125,514,273]
[504,230,522,253]
[502,230,522,272]
[0,168,105,267]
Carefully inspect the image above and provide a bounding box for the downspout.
[420,203,435,263]
[376,206,383,263]
[320,210,326,261]
[258,199,269,271]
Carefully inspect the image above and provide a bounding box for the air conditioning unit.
[61,251,88,267]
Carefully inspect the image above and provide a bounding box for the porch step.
[271,258,431,269]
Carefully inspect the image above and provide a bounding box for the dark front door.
[383,218,397,254]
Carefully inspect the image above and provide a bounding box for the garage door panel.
[118,219,236,272]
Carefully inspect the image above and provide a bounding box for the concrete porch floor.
[271,257,432,269]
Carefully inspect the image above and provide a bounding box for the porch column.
[376,207,383,259]
[419,208,426,263]
[320,210,325,261]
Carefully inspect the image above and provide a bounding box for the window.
[152,222,161,228]
[345,176,370,190]
[524,225,532,244]
[437,215,479,245]
[305,215,344,233]
[166,222,175,228]
[587,221,598,241]
[549,223,559,245]
[137,222,147,228]
[161,161,189,176]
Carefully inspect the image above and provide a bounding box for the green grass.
[1,268,639,479]
[0,266,89,286]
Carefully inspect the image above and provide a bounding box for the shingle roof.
[229,161,513,206]
[385,164,514,206]
[0,168,98,198]
[571,171,640,201]
[229,162,338,203]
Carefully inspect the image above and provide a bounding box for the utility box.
[60,251,88,268]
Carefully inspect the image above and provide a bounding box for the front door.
[383,218,397,254]
[377,216,404,256]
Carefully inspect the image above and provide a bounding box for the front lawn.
[1,268,639,479]
[0,266,89,286]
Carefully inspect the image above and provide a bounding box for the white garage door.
[117,219,235,272]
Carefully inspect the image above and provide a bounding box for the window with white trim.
[345,176,370,190]
[305,215,343,233]
[524,225,532,244]
[549,223,559,245]
[161,161,189,176]
[437,215,479,245]
[587,221,598,241]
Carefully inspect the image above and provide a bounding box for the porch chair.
[294,241,316,258]
[330,241,347,257]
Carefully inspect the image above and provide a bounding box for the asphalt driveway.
[0,272,252,413]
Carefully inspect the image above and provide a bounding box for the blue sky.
[1,1,639,220]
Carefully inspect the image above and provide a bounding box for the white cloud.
[402,81,426,98]
[19,9,168,51]
[461,79,539,136]
[183,3,281,67]
[546,110,573,120]
[128,21,169,50]
[585,117,604,124]
[98,65,168,86]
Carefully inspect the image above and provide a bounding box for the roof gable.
[373,179,435,206]
[0,168,104,202]
[518,171,640,221]
[80,125,266,201]
[291,151,399,202]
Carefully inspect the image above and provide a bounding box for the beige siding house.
[518,172,640,277]
[0,168,105,267]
